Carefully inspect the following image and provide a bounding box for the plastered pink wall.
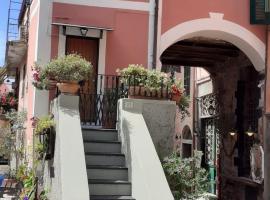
[52,3,149,74]
[162,0,266,43]
[105,11,149,74]
[24,12,38,143]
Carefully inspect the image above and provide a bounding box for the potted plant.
[32,54,92,95]
[0,92,17,128]
[117,64,147,97]
[0,92,17,114]
[145,70,168,98]
[34,115,55,160]
[169,80,183,102]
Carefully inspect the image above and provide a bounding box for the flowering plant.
[170,80,183,97]
[145,70,168,91]
[32,54,92,90]
[171,84,182,96]
[32,64,46,90]
[0,92,17,114]
[116,64,148,86]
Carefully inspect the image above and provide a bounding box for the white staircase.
[82,128,135,200]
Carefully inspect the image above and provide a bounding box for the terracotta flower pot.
[128,86,145,97]
[56,81,80,95]
[157,89,168,99]
[47,79,57,90]
[171,93,181,103]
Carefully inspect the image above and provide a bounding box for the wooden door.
[66,36,99,124]
[66,36,99,94]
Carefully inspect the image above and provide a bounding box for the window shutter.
[250,0,270,24]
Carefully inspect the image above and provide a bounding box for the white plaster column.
[148,0,155,69]
[33,0,53,117]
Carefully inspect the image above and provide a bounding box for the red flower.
[171,84,182,96]
[1,96,7,105]
[9,97,16,107]
[33,71,40,82]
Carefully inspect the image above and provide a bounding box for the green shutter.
[250,0,270,24]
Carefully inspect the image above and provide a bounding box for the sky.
[0,1,9,66]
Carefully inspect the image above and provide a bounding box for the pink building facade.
[5,0,270,199]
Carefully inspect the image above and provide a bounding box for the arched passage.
[159,18,265,72]
[159,17,265,199]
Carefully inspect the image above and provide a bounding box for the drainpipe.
[152,0,159,69]
[148,0,156,69]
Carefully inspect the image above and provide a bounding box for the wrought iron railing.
[198,93,219,118]
[79,74,172,128]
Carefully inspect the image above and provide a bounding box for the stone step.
[85,152,125,166]
[84,140,121,153]
[89,179,131,196]
[90,195,135,200]
[87,165,128,181]
[82,128,118,141]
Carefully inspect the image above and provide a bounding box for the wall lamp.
[245,126,256,137]
[228,130,237,137]
[80,27,88,36]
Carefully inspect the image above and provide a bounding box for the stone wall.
[206,53,264,200]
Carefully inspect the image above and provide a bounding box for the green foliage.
[39,189,49,200]
[0,92,17,114]
[0,67,7,84]
[17,165,37,200]
[35,116,55,135]
[33,54,93,89]
[0,126,13,159]
[43,54,92,82]
[117,64,148,86]
[145,70,168,91]
[0,110,27,163]
[5,110,27,132]
[177,95,190,120]
[34,142,45,160]
[163,152,209,200]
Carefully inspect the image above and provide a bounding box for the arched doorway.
[159,19,265,200]
[159,17,265,72]
[182,125,192,158]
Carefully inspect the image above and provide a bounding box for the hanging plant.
[33,115,55,160]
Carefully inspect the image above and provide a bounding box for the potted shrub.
[117,64,147,97]
[145,70,168,98]
[34,116,55,160]
[32,54,92,95]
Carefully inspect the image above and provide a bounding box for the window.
[182,125,192,158]
[184,66,191,96]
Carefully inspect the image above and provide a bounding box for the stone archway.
[159,17,265,200]
[159,17,265,72]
